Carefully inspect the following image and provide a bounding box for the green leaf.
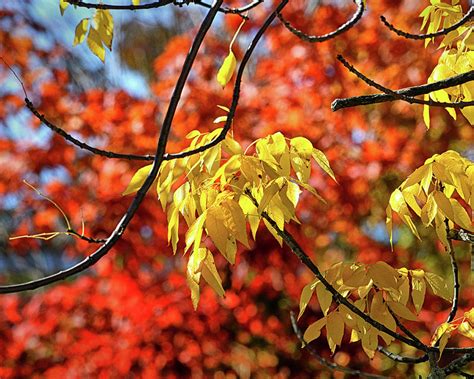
[217,51,237,88]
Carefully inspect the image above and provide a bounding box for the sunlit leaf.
[217,51,237,88]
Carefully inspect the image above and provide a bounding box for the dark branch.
[244,190,428,352]
[377,347,428,364]
[445,236,460,323]
[66,229,107,244]
[25,99,154,161]
[332,68,474,111]
[66,0,175,10]
[335,55,474,108]
[380,6,474,40]
[443,352,474,376]
[0,0,225,294]
[277,0,364,43]
[290,312,388,379]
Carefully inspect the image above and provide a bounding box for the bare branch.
[377,347,428,364]
[380,6,474,40]
[66,0,175,10]
[332,68,474,111]
[443,352,474,376]
[0,0,225,294]
[290,312,388,379]
[278,0,365,43]
[445,235,460,323]
[335,55,474,108]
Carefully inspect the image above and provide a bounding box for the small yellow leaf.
[421,193,438,226]
[316,282,333,316]
[326,312,344,353]
[87,27,106,62]
[185,212,207,255]
[59,0,69,15]
[298,280,318,320]
[312,148,337,182]
[386,301,418,321]
[367,262,398,290]
[303,317,326,344]
[132,0,141,4]
[122,164,153,195]
[411,269,426,314]
[201,252,225,298]
[425,272,452,302]
[431,322,457,358]
[94,9,114,50]
[216,51,237,88]
[73,19,89,46]
[458,321,474,340]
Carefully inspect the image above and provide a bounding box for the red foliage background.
[0,0,472,377]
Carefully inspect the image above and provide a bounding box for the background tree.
[0,0,473,377]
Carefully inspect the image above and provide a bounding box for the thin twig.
[277,0,364,43]
[66,0,175,10]
[336,55,474,108]
[290,312,388,379]
[331,69,474,111]
[0,0,225,294]
[377,347,428,364]
[446,234,460,323]
[380,6,474,40]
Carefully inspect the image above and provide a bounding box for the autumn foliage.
[0,0,473,377]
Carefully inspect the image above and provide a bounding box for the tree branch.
[290,312,388,379]
[0,0,225,293]
[243,190,428,352]
[443,352,474,376]
[335,55,474,108]
[332,69,474,111]
[377,347,428,364]
[277,0,365,43]
[380,6,474,40]
[445,236,460,323]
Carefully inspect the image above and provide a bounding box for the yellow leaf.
[185,212,207,255]
[434,213,449,248]
[167,204,180,254]
[423,96,430,129]
[202,252,225,298]
[223,199,249,248]
[312,148,337,182]
[367,262,398,290]
[206,207,230,257]
[87,27,106,62]
[213,115,227,124]
[361,327,378,358]
[316,282,333,316]
[342,265,368,288]
[433,190,455,220]
[402,164,431,190]
[421,193,438,226]
[186,248,208,309]
[411,269,426,314]
[132,0,141,4]
[386,300,418,321]
[425,272,452,302]
[465,308,474,325]
[290,137,313,159]
[59,0,69,15]
[73,18,89,46]
[450,199,473,232]
[94,9,114,50]
[326,312,344,353]
[239,195,260,240]
[298,279,318,320]
[431,322,457,358]
[303,317,326,345]
[122,164,153,195]
[224,237,237,264]
[258,180,282,214]
[458,321,474,340]
[216,51,237,88]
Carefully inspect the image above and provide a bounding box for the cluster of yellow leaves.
[420,0,474,126]
[298,262,453,358]
[386,150,473,248]
[60,1,114,62]
[123,111,335,308]
[431,308,474,357]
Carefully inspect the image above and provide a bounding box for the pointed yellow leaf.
[425,272,452,302]
[167,204,180,254]
[316,282,333,316]
[367,262,398,290]
[216,51,237,88]
[73,18,89,46]
[411,269,426,314]
[386,300,418,321]
[458,321,474,340]
[59,0,69,15]
[423,96,430,129]
[421,193,438,226]
[361,327,378,358]
[132,0,141,5]
[450,199,473,232]
[185,212,207,255]
[223,199,249,248]
[290,137,313,159]
[326,312,344,353]
[122,164,153,195]
[206,207,230,256]
[94,9,114,50]
[312,148,337,182]
[431,322,457,358]
[186,248,208,309]
[303,317,326,345]
[87,27,106,62]
[433,190,455,221]
[298,279,318,320]
[202,252,225,298]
